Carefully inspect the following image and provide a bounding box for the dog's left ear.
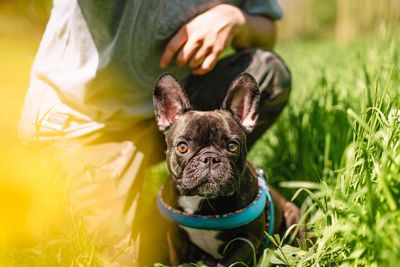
[222,73,260,133]
[153,73,192,132]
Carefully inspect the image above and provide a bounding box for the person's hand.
[160,4,246,75]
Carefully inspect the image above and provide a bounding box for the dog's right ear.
[153,73,192,132]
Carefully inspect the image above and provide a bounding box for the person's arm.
[160,4,277,75]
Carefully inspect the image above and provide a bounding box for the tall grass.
[250,29,400,266]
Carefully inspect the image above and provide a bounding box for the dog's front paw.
[216,263,227,267]
[282,201,301,227]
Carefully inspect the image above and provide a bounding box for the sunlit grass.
[250,29,400,266]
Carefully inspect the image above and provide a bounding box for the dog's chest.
[178,196,224,259]
[181,226,224,259]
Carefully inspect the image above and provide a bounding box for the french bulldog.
[153,72,300,266]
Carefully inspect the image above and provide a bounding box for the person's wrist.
[212,4,246,34]
[224,5,247,37]
[222,5,249,49]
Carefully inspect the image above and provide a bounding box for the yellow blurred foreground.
[0,28,65,243]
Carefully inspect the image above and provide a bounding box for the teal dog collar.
[157,173,275,246]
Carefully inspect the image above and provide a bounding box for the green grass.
[1,28,399,266]
[249,29,400,266]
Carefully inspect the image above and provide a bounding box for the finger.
[160,27,188,68]
[188,45,212,69]
[192,52,219,75]
[176,39,202,67]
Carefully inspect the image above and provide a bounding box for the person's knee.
[249,49,292,112]
[259,49,291,92]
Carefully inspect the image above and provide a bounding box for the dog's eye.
[176,141,189,154]
[227,141,239,153]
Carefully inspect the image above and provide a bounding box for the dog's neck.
[164,167,259,215]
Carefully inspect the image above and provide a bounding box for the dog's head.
[153,73,260,198]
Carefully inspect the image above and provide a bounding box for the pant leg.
[184,49,292,149]
[38,118,168,266]
[40,138,140,265]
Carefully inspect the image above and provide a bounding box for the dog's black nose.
[201,154,221,166]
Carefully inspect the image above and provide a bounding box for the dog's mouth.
[181,179,237,198]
